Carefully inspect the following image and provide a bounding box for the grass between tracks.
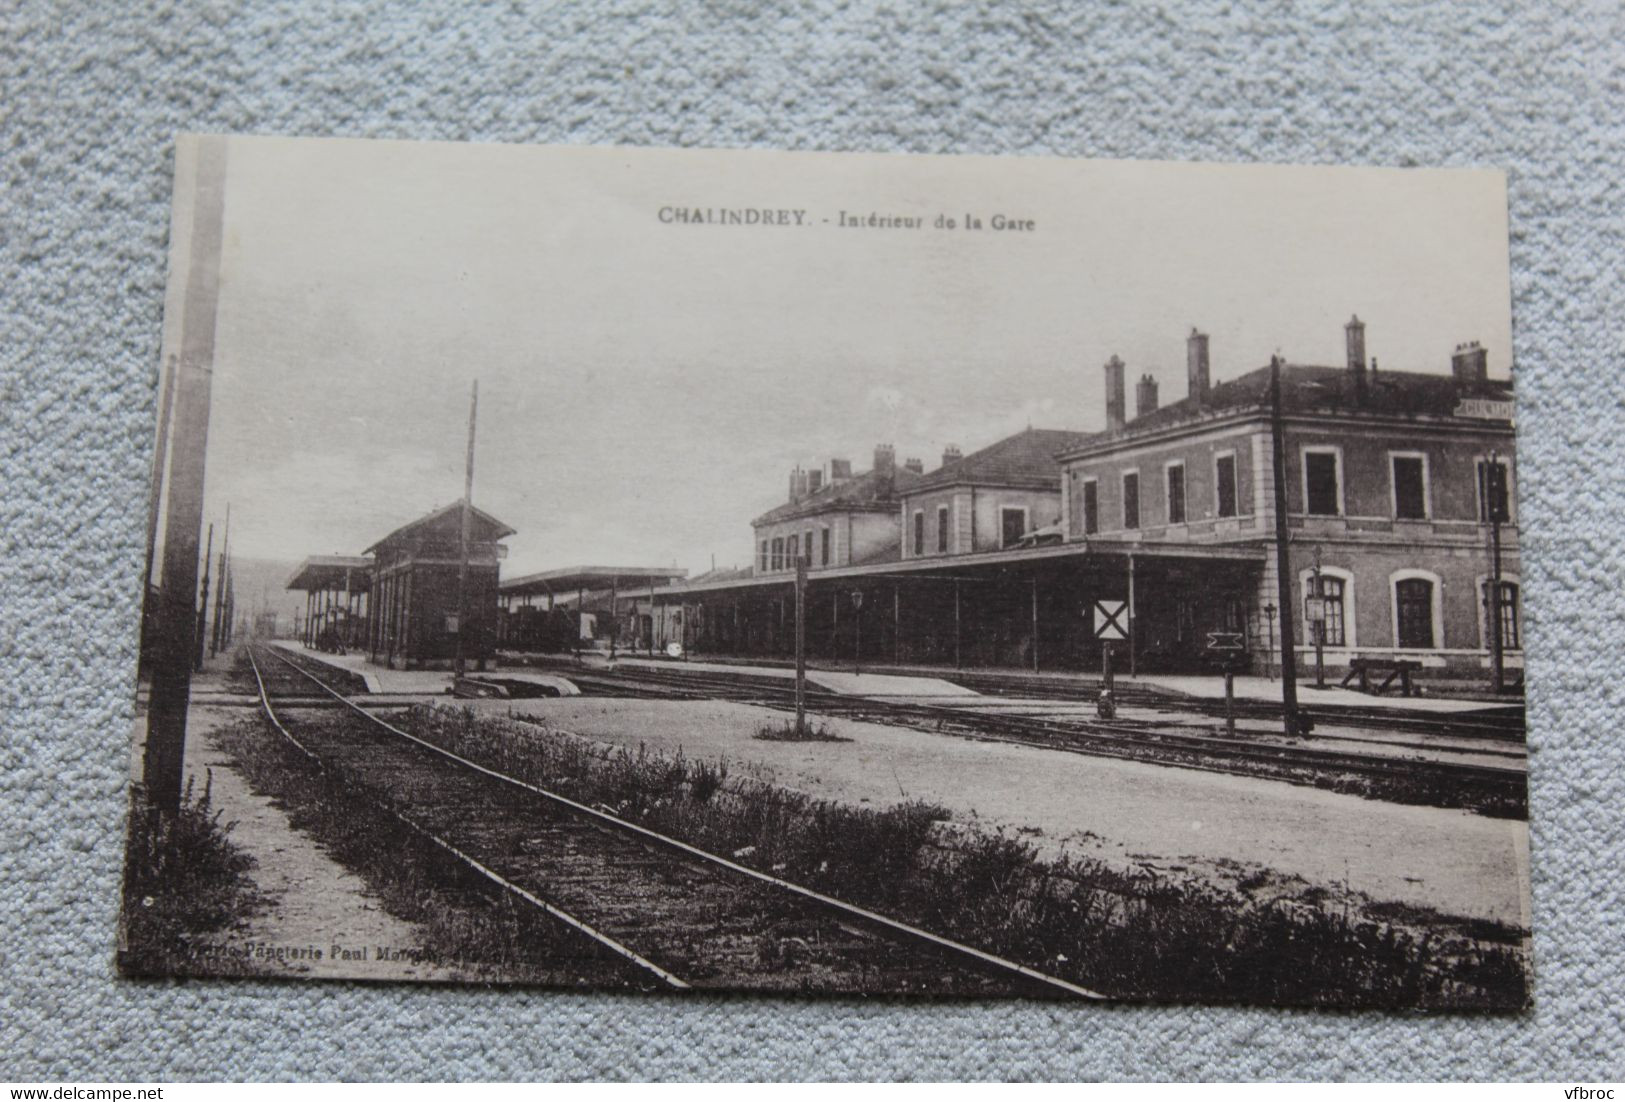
[118,773,265,977]
[401,703,1530,1009]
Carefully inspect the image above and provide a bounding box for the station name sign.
[1454,398,1515,421]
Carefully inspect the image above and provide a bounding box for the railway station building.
[1057,320,1519,679]
[363,502,515,670]
[496,315,1517,684]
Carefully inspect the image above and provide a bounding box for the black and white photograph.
[121,133,1531,1009]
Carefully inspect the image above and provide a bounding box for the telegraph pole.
[794,555,807,736]
[1269,356,1305,736]
[454,380,478,680]
[145,136,228,812]
[193,523,213,672]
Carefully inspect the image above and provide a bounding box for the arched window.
[1395,578,1435,649]
[1298,566,1356,649]
[1305,575,1348,647]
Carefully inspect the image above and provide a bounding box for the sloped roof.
[1073,363,1514,449]
[286,555,373,592]
[907,427,1096,493]
[502,565,688,595]
[363,501,517,554]
[752,464,923,526]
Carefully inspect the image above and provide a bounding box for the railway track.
[243,644,1102,998]
[545,653,1524,741]
[545,662,1527,817]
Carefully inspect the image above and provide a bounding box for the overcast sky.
[180,136,1513,582]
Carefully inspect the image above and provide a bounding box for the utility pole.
[794,555,807,736]
[454,380,477,680]
[193,523,213,672]
[1269,356,1306,736]
[1488,450,1507,693]
[145,137,228,812]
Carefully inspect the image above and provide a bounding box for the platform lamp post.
[1263,603,1277,681]
[1311,546,1326,690]
[1487,449,1508,693]
[851,589,864,677]
[793,555,808,736]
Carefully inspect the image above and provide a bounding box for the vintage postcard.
[121,135,1531,1008]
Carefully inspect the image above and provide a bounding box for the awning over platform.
[286,555,374,592]
[650,539,1263,597]
[501,565,689,598]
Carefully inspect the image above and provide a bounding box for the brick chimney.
[1187,328,1211,405]
[1451,341,1488,390]
[1346,314,1367,403]
[1104,354,1126,431]
[903,457,924,474]
[873,444,895,474]
[787,466,808,503]
[828,458,852,483]
[941,444,963,468]
[806,468,823,494]
[1135,373,1159,418]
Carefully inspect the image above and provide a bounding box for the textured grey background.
[2,0,1622,1082]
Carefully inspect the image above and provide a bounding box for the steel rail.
[245,646,691,990]
[260,645,1105,1000]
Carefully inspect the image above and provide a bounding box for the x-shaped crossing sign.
[1093,599,1129,641]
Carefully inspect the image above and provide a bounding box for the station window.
[1215,454,1237,518]
[771,537,783,571]
[821,526,831,566]
[1122,472,1140,530]
[1392,455,1427,519]
[760,540,768,571]
[1483,580,1520,650]
[1395,578,1435,649]
[787,533,799,568]
[1166,462,1186,525]
[805,530,814,566]
[1304,450,1341,516]
[937,505,950,553]
[1477,458,1511,523]
[912,510,925,556]
[1000,507,1026,548]
[1082,479,1098,535]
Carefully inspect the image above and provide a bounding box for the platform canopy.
[500,565,689,599]
[286,554,374,593]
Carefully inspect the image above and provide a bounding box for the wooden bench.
[1340,657,1423,697]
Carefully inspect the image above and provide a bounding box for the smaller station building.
[364,502,515,670]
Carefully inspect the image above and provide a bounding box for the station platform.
[271,642,583,697]
[1138,674,1499,714]
[551,651,1512,714]
[604,656,978,698]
